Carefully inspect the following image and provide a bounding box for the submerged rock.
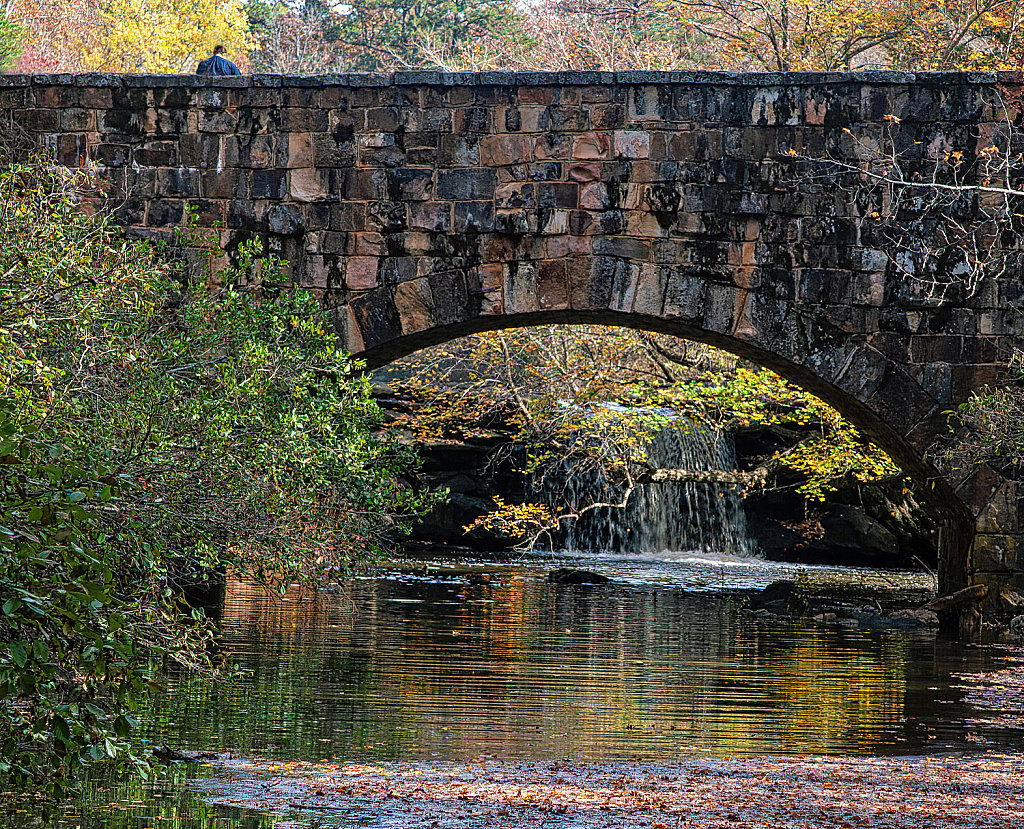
[548,568,611,585]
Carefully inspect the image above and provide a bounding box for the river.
[31,546,1024,828]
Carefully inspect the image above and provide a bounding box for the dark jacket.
[196,54,241,76]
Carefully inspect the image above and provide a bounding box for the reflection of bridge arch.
[5,70,1019,608]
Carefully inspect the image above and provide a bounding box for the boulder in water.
[548,568,611,585]
[887,608,940,628]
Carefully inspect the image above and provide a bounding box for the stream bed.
[35,548,1024,827]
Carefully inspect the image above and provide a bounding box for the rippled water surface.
[37,548,1024,827]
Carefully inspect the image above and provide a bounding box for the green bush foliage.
[0,159,428,804]
[0,12,21,71]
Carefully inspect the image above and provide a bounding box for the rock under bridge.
[2,70,1021,614]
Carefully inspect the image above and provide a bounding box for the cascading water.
[539,424,757,558]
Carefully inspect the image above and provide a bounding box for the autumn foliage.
[8,0,1024,73]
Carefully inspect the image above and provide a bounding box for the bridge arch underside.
[340,283,979,598]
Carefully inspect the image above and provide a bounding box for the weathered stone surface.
[6,71,1023,601]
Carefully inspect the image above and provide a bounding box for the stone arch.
[5,70,1017,609]
[342,294,974,596]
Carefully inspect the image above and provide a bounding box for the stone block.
[534,132,573,160]
[594,237,651,260]
[386,168,434,201]
[537,209,568,235]
[287,133,313,168]
[319,123,357,166]
[380,257,418,284]
[16,108,60,131]
[495,181,535,209]
[536,260,569,310]
[610,259,639,311]
[661,271,707,323]
[494,209,535,235]
[630,263,666,317]
[396,277,435,334]
[409,202,452,232]
[978,480,1019,534]
[479,134,534,166]
[290,168,331,203]
[454,106,492,134]
[590,104,626,130]
[437,168,496,200]
[201,168,242,199]
[569,162,602,182]
[502,261,539,314]
[156,167,201,198]
[51,133,89,167]
[146,198,185,227]
[453,201,493,233]
[911,335,964,364]
[613,131,650,158]
[545,235,593,258]
[197,108,236,133]
[346,256,379,290]
[330,202,366,232]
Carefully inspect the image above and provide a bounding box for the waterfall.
[538,424,757,558]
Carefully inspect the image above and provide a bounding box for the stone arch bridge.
[2,70,1021,612]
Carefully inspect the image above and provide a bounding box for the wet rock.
[751,580,797,606]
[153,746,219,764]
[886,608,940,628]
[1009,615,1024,639]
[548,568,610,584]
[748,580,807,615]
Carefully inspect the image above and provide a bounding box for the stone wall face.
[1,70,1021,605]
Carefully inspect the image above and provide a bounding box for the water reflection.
[31,550,1023,829]
[143,551,995,763]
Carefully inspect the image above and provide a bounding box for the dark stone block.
[557,71,615,86]
[454,201,493,233]
[227,199,260,231]
[594,237,651,260]
[437,168,497,200]
[395,70,443,86]
[250,169,287,200]
[113,198,146,225]
[156,167,201,197]
[614,70,668,84]
[348,73,394,87]
[31,73,76,85]
[146,199,184,227]
[264,203,305,235]
[16,108,59,131]
[478,71,516,86]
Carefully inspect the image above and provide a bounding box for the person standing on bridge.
[196,45,241,76]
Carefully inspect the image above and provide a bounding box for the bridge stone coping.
[2,70,1021,612]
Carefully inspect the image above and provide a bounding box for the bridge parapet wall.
[2,70,1021,608]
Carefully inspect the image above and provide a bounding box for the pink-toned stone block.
[346,256,379,290]
[573,131,611,159]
